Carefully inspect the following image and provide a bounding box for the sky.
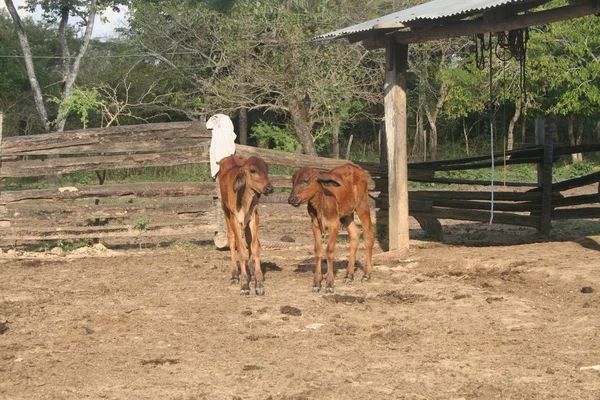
[1,0,128,39]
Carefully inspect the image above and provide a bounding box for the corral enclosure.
[1,121,599,248]
[1,122,600,399]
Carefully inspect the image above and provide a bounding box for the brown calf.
[218,155,273,295]
[288,163,374,293]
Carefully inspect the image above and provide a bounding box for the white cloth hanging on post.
[206,114,236,178]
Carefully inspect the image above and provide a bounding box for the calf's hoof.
[255,282,265,296]
[240,289,251,296]
[230,278,239,285]
[325,287,334,294]
[343,277,353,285]
[312,286,321,293]
[361,275,371,282]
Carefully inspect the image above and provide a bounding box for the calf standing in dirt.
[288,163,374,293]
[218,155,273,296]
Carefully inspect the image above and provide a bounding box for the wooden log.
[430,198,541,212]
[1,138,210,157]
[553,143,600,156]
[408,190,552,202]
[0,222,216,242]
[408,177,538,187]
[414,215,444,241]
[412,207,540,228]
[1,121,210,155]
[4,202,211,223]
[554,193,600,208]
[0,151,209,178]
[409,146,542,169]
[0,182,218,203]
[549,171,600,192]
[417,156,550,172]
[236,145,387,177]
[552,207,600,220]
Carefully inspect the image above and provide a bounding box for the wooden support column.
[384,40,409,251]
[535,118,554,234]
[0,112,8,229]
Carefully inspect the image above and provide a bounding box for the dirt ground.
[1,199,600,399]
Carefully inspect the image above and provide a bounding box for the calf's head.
[288,167,341,207]
[233,156,274,195]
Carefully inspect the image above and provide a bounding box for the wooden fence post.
[536,118,554,234]
[0,112,8,229]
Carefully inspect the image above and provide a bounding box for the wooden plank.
[1,121,210,155]
[0,182,218,203]
[0,151,209,178]
[1,138,209,157]
[412,207,540,228]
[552,207,600,220]
[389,0,600,45]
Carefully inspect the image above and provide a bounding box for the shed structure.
[314,0,600,251]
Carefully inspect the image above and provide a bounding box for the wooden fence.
[1,120,599,246]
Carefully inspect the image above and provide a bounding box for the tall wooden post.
[535,118,554,234]
[384,41,409,251]
[0,112,8,229]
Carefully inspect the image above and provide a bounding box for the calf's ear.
[317,174,341,187]
[233,171,246,192]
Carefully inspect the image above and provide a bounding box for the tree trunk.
[331,118,340,159]
[462,117,470,155]
[238,108,248,145]
[521,113,527,144]
[56,0,98,132]
[425,108,438,161]
[567,114,576,163]
[550,114,559,143]
[507,99,521,151]
[575,118,584,162]
[597,120,600,142]
[288,94,317,156]
[5,0,49,130]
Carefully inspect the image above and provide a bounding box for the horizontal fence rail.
[1,120,599,246]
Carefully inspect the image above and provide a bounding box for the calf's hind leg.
[357,202,374,281]
[224,211,239,284]
[343,216,360,284]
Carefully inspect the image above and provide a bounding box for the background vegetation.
[1,0,599,186]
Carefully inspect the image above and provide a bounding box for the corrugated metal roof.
[314,0,533,41]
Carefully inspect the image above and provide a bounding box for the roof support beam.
[391,0,600,44]
[384,40,410,252]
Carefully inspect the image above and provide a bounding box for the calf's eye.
[250,168,256,174]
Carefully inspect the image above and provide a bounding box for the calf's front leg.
[247,213,264,295]
[311,219,323,293]
[324,221,340,293]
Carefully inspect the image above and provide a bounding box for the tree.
[4,0,127,132]
[528,14,600,161]
[126,0,383,156]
